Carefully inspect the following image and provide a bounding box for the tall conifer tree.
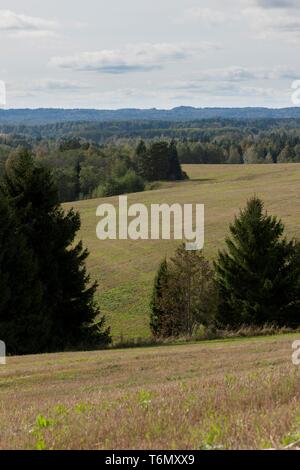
[2,148,110,352]
[215,197,300,327]
[0,194,48,354]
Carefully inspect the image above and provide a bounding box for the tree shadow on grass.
[188,178,216,183]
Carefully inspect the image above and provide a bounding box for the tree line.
[3,116,300,140]
[0,139,185,203]
[0,129,299,206]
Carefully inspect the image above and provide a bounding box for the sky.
[1,0,300,109]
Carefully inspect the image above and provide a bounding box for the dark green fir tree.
[214,197,300,327]
[150,258,169,336]
[0,194,49,354]
[2,148,111,352]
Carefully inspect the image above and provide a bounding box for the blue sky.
[1,0,300,108]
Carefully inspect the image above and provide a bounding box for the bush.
[93,170,145,197]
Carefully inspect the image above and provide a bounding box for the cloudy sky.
[1,0,300,109]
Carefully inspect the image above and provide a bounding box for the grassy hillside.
[64,164,300,340]
[1,334,300,449]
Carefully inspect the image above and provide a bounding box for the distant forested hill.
[1,106,300,124]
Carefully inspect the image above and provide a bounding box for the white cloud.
[8,79,91,97]
[175,66,300,82]
[255,0,299,8]
[273,68,300,80]
[0,10,59,37]
[178,7,227,25]
[50,42,219,74]
[244,3,300,40]
[194,66,261,82]
[169,79,283,100]
[32,79,90,92]
[2,2,298,108]
[164,65,296,106]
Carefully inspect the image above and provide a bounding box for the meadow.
[65,164,300,340]
[1,164,300,450]
[1,334,300,449]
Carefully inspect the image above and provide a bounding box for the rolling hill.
[2,106,300,124]
[64,164,300,340]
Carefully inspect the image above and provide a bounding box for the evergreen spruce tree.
[150,258,169,336]
[148,142,170,181]
[167,141,184,180]
[2,148,110,352]
[0,194,49,354]
[215,197,300,327]
[135,140,184,182]
[135,140,150,180]
[74,159,81,199]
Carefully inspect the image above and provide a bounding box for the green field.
[1,334,300,449]
[64,164,300,340]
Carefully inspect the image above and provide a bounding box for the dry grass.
[64,164,300,340]
[1,334,300,449]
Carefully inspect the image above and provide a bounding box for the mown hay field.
[1,334,300,449]
[64,164,300,340]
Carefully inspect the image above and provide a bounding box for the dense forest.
[0,117,299,203]
[2,106,300,124]
[0,139,185,202]
[3,116,300,140]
